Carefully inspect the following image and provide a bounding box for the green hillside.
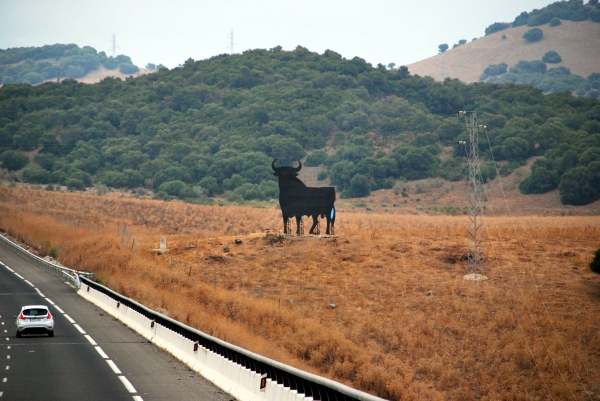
[0,44,140,85]
[0,47,599,205]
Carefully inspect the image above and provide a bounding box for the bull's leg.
[295,216,303,235]
[308,214,319,234]
[283,216,291,234]
[326,206,335,235]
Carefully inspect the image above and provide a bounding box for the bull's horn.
[271,159,278,171]
[293,160,302,172]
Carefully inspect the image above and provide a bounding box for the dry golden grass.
[406,20,600,83]
[1,186,599,401]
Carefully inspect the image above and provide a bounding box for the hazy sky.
[0,0,558,69]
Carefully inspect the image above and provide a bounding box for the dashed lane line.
[84,335,97,346]
[44,298,55,305]
[73,324,86,334]
[94,346,109,359]
[53,305,65,314]
[106,360,122,374]
[13,273,23,280]
[23,280,34,287]
[118,375,137,393]
[63,314,75,324]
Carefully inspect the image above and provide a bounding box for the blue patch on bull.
[331,208,335,220]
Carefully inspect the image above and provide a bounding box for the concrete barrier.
[76,280,385,401]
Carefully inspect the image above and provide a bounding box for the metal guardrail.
[0,233,95,289]
[0,231,386,401]
[80,277,386,401]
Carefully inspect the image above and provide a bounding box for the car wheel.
[48,331,54,337]
[16,331,21,338]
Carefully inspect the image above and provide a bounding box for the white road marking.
[118,376,137,393]
[73,324,86,334]
[132,396,144,401]
[4,366,7,370]
[106,360,122,374]
[2,378,5,382]
[63,314,75,324]
[53,305,64,314]
[34,288,44,297]
[4,267,13,273]
[13,273,23,279]
[6,347,9,350]
[1,322,3,325]
[94,346,109,359]
[44,298,55,305]
[84,335,97,345]
[24,280,34,287]
[4,338,7,341]
[0,391,3,397]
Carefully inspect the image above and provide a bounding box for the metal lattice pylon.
[459,111,485,278]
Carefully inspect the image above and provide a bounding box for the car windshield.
[22,309,48,316]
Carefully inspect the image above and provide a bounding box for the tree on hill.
[452,40,467,49]
[485,22,510,36]
[542,50,562,63]
[549,17,561,26]
[438,44,449,53]
[523,28,544,42]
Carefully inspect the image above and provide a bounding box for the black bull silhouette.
[272,160,336,235]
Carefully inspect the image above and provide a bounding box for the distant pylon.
[110,33,117,57]
[441,57,445,81]
[458,111,487,281]
[227,30,236,54]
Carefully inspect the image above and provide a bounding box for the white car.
[15,305,54,337]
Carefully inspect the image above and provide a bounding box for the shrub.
[66,178,85,191]
[480,63,508,80]
[158,180,186,196]
[485,22,510,36]
[523,28,543,42]
[0,150,29,171]
[119,63,140,75]
[317,170,328,181]
[591,248,600,274]
[549,18,561,26]
[305,150,328,166]
[510,60,547,74]
[542,51,562,64]
[21,165,52,184]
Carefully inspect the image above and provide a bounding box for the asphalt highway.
[0,244,233,401]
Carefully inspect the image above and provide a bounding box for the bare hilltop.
[407,20,600,83]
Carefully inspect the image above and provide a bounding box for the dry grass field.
[406,20,600,83]
[1,186,599,400]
